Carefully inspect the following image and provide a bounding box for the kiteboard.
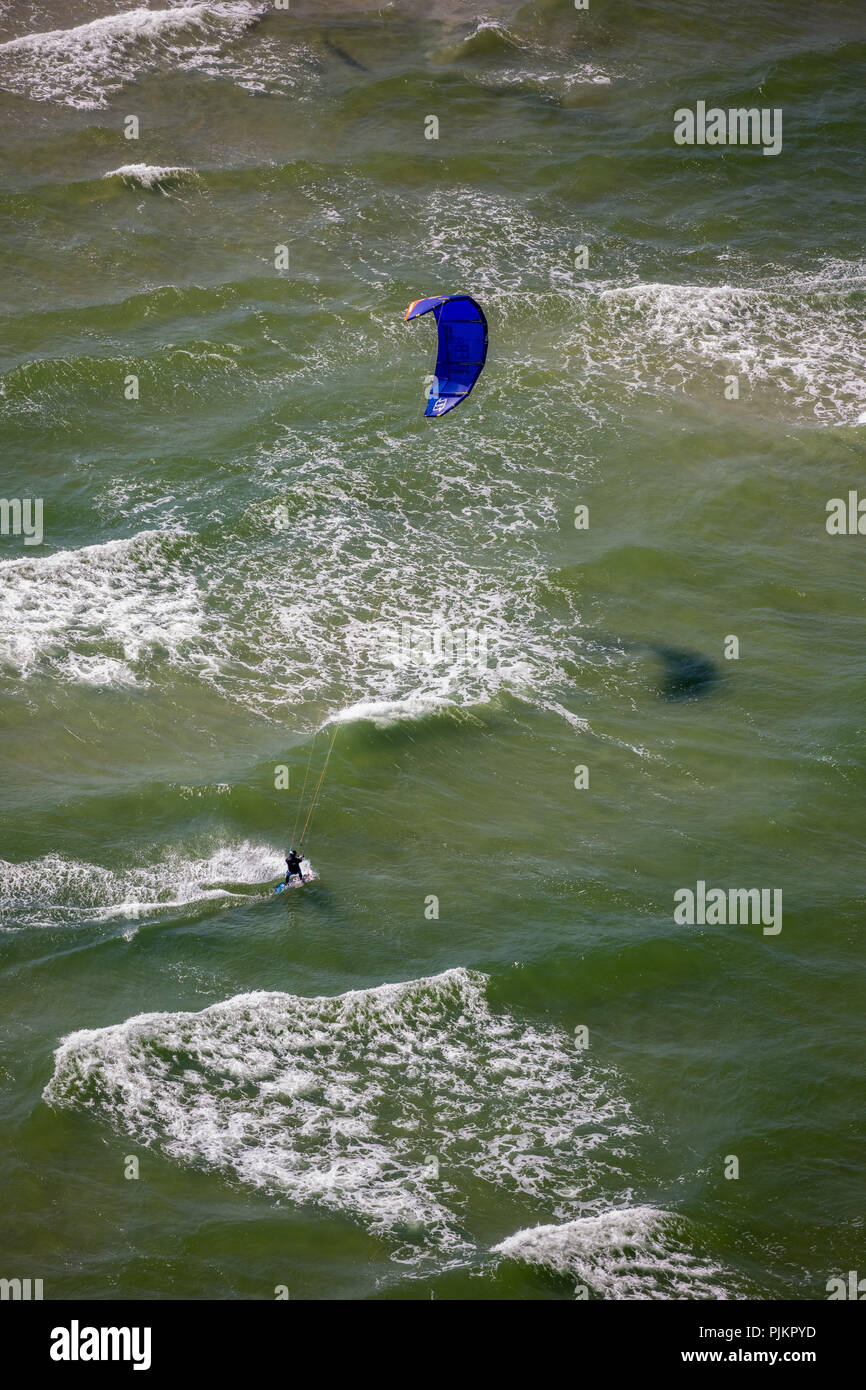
[273,859,314,894]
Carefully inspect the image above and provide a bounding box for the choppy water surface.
[1,0,864,1299]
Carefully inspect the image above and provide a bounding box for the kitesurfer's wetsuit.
[285,852,304,883]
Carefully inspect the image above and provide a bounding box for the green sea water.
[1,0,864,1300]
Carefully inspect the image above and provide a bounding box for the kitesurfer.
[285,848,306,884]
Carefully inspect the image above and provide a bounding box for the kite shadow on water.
[594,635,722,701]
[644,642,721,701]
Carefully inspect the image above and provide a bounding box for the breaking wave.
[493,1206,741,1299]
[45,968,641,1264]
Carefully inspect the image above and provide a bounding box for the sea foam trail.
[0,3,271,109]
[493,1207,739,1299]
[0,530,201,686]
[0,840,276,930]
[590,270,866,426]
[0,499,574,721]
[44,968,639,1263]
[187,446,579,725]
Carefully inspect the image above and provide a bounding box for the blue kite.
[404,294,488,417]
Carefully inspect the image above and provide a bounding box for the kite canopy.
[404,294,488,417]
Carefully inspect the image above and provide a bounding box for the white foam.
[103,164,196,191]
[493,1207,738,1299]
[0,530,202,686]
[0,840,277,930]
[0,481,585,725]
[409,187,864,425]
[593,269,866,425]
[477,64,612,92]
[330,693,456,727]
[0,3,268,109]
[166,446,585,726]
[44,968,639,1263]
